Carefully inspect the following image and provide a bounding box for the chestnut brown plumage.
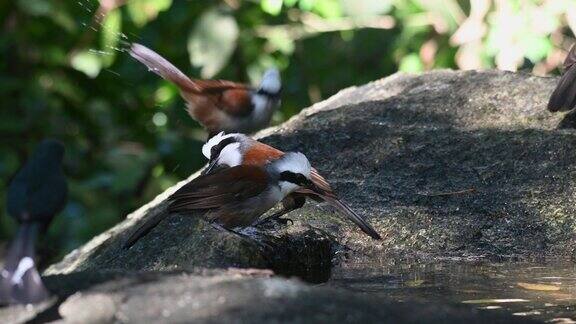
[129,43,281,136]
[202,133,382,240]
[124,153,316,248]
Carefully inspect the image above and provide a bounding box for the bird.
[0,139,68,305]
[200,132,382,240]
[128,43,282,136]
[548,44,576,112]
[123,152,322,248]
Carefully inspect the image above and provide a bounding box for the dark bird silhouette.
[123,153,320,248]
[548,45,576,112]
[200,133,382,240]
[0,139,67,305]
[128,43,281,136]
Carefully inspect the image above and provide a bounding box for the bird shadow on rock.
[51,199,337,284]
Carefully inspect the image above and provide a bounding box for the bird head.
[257,68,281,98]
[270,152,319,196]
[34,139,65,163]
[202,132,245,174]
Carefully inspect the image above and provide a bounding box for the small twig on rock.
[418,188,476,197]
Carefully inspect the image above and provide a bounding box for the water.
[329,260,576,322]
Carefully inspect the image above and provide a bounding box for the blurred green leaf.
[313,0,342,18]
[100,9,122,67]
[341,0,390,19]
[188,8,239,78]
[52,10,77,32]
[17,0,52,16]
[399,53,423,72]
[522,36,552,63]
[299,0,315,11]
[70,51,102,78]
[127,0,172,27]
[267,29,295,54]
[262,0,283,15]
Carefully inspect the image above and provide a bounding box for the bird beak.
[202,159,219,175]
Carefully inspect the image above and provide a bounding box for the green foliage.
[0,0,573,265]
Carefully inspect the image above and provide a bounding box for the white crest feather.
[202,132,240,159]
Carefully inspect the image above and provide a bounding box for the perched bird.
[123,152,320,248]
[548,44,576,112]
[128,43,281,136]
[201,132,382,240]
[0,139,67,305]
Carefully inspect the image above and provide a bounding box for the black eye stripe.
[210,137,237,160]
[280,171,308,185]
[257,87,282,98]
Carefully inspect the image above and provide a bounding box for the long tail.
[548,45,576,112]
[0,223,49,305]
[323,197,382,240]
[129,43,198,92]
[123,212,170,249]
[548,67,576,112]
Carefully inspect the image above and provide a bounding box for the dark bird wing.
[124,166,269,249]
[168,165,269,211]
[0,223,49,305]
[548,45,576,112]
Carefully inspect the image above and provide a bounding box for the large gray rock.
[52,271,535,324]
[6,69,568,323]
[48,69,572,276]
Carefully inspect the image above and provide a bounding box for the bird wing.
[192,81,253,118]
[548,45,576,112]
[192,79,249,92]
[168,165,269,212]
[564,45,576,71]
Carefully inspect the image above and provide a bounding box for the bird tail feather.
[548,66,576,112]
[0,223,49,305]
[323,197,382,240]
[123,212,169,249]
[129,43,198,92]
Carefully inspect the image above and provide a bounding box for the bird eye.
[211,146,219,158]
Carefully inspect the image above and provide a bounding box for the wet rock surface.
[2,70,569,323]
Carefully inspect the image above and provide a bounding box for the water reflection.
[329,260,576,322]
